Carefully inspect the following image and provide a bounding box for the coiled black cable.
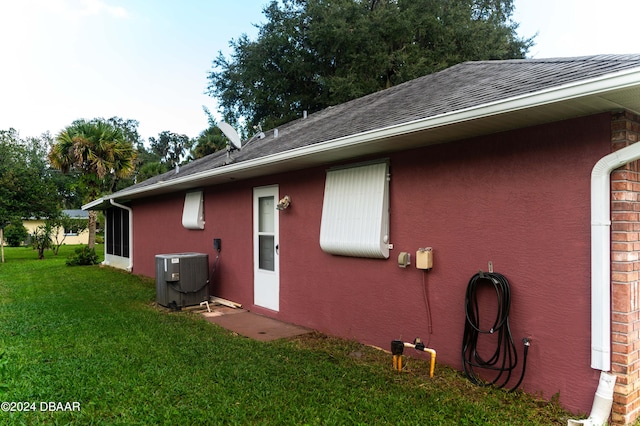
[461,271,529,391]
[169,252,219,295]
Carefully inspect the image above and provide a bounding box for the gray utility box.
[155,253,209,308]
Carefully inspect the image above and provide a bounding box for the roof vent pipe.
[303,110,307,119]
[590,141,640,372]
[274,128,278,138]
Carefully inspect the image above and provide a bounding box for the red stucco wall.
[131,113,611,414]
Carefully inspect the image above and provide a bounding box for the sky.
[0,0,639,143]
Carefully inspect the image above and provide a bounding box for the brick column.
[610,110,640,424]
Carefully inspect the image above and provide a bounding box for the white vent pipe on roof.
[574,141,640,426]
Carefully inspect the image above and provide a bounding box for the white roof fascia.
[105,66,640,202]
[82,197,107,210]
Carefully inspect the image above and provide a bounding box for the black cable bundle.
[461,271,529,391]
[169,253,220,295]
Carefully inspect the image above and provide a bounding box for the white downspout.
[570,142,640,426]
[591,142,640,370]
[109,199,133,272]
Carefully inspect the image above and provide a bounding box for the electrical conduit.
[391,339,436,378]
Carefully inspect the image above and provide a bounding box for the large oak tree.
[207,0,534,132]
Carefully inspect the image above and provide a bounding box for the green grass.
[0,245,572,425]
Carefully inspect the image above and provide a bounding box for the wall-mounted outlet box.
[416,247,433,270]
[398,252,411,268]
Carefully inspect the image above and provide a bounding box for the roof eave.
[90,66,640,207]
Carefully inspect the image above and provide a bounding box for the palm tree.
[49,119,137,248]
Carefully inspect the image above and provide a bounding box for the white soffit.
[104,67,640,202]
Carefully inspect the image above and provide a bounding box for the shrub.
[31,224,52,259]
[66,246,99,266]
[4,223,28,247]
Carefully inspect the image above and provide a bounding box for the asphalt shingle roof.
[128,54,640,193]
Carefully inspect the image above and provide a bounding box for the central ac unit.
[155,252,209,308]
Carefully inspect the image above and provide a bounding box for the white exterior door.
[253,185,280,311]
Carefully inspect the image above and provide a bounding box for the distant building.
[22,209,90,245]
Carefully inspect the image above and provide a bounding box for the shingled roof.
[88,54,640,206]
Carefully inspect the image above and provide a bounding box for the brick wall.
[610,110,640,424]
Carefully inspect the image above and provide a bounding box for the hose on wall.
[461,271,529,391]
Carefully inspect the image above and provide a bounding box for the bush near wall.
[4,223,28,247]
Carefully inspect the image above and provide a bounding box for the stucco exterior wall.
[131,113,611,415]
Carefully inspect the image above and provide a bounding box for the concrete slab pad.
[203,309,311,342]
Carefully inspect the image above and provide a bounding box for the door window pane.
[258,196,274,233]
[259,235,275,271]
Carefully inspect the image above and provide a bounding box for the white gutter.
[109,66,640,201]
[108,199,133,272]
[82,197,106,211]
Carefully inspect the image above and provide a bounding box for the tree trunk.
[88,210,97,249]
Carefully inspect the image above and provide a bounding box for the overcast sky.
[0,0,638,142]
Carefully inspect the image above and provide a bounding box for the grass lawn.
[0,245,573,425]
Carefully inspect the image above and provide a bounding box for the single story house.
[22,209,90,245]
[85,55,640,424]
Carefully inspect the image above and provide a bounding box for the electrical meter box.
[155,253,209,308]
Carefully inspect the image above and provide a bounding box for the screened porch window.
[106,206,129,258]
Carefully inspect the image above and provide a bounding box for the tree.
[0,129,59,259]
[148,131,193,169]
[136,161,168,182]
[3,222,28,247]
[48,119,137,249]
[191,127,228,160]
[106,117,144,191]
[32,223,53,260]
[207,0,534,131]
[0,130,59,222]
[49,212,89,255]
[189,106,228,161]
[106,117,141,147]
[47,167,84,209]
[131,133,166,183]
